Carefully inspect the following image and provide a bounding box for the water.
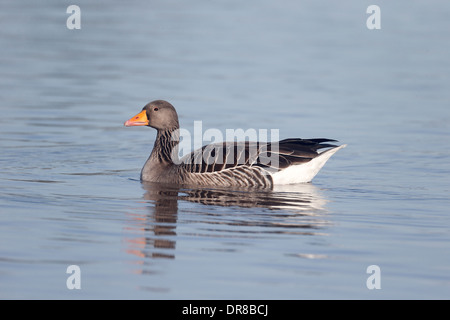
[1,0,450,299]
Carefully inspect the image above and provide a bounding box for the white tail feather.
[272,144,346,184]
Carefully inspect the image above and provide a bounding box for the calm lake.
[1,0,450,299]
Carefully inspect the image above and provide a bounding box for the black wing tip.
[277,138,341,152]
[306,138,339,143]
[279,138,338,143]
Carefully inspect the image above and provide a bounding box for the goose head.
[124,100,179,130]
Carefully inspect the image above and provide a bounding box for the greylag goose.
[124,100,345,188]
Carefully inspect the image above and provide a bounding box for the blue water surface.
[1,0,449,299]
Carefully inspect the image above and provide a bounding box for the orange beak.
[124,110,149,127]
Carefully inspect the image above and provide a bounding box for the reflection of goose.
[125,182,330,267]
[125,183,179,261]
[124,100,345,187]
[177,183,327,214]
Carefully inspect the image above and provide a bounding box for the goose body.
[125,100,345,188]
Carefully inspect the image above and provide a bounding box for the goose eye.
[154,107,159,111]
